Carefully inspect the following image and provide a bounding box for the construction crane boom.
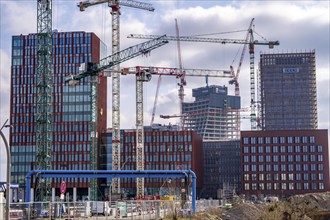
[78,0,155,198]
[65,37,168,83]
[120,66,232,77]
[78,0,154,11]
[35,0,53,202]
[128,34,279,47]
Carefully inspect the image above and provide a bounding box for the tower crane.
[128,20,279,130]
[65,36,168,200]
[113,66,232,196]
[77,0,155,196]
[175,18,186,130]
[35,0,53,202]
[228,18,254,135]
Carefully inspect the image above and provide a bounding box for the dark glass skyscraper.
[10,31,107,201]
[259,51,318,130]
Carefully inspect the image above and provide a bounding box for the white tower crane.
[128,20,279,130]
[77,0,155,197]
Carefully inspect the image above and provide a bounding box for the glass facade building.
[10,31,107,201]
[259,51,318,130]
[202,140,241,199]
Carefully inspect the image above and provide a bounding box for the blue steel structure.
[25,169,197,213]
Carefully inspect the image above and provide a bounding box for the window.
[302,136,308,143]
[251,146,256,153]
[287,136,293,144]
[251,174,257,181]
[267,183,272,190]
[281,155,286,162]
[304,183,309,190]
[258,146,263,153]
[244,174,249,181]
[244,146,249,153]
[280,146,286,153]
[288,155,293,162]
[288,146,293,152]
[244,183,249,190]
[288,173,294,180]
[281,164,286,171]
[252,183,257,190]
[303,145,308,152]
[273,155,278,162]
[272,137,278,144]
[243,137,249,144]
[289,183,294,190]
[318,155,323,162]
[310,136,315,143]
[303,173,309,180]
[295,164,301,171]
[279,136,285,144]
[244,156,249,163]
[281,183,287,190]
[296,173,301,180]
[295,155,301,162]
[258,137,263,144]
[319,183,324,190]
[310,145,315,152]
[273,146,278,153]
[317,145,323,152]
[251,137,256,144]
[294,136,300,143]
[265,137,271,144]
[281,173,286,180]
[266,174,271,181]
[258,165,264,172]
[295,146,300,153]
[258,155,264,162]
[251,156,256,162]
[244,165,249,171]
[273,164,278,171]
[266,146,271,153]
[319,173,324,180]
[303,164,308,171]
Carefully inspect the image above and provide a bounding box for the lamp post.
[1,119,11,220]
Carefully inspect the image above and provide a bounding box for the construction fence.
[0,199,219,220]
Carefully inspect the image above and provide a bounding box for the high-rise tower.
[10,31,107,201]
[259,51,317,130]
[182,85,241,141]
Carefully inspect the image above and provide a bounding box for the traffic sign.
[60,181,66,194]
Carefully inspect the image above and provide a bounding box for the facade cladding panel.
[182,85,241,141]
[202,141,241,199]
[259,51,317,130]
[10,31,107,201]
[241,130,329,200]
[100,126,203,198]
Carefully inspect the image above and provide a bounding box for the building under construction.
[182,85,241,141]
[259,51,318,130]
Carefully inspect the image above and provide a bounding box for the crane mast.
[175,19,186,130]
[77,0,154,197]
[229,18,254,134]
[128,26,279,130]
[35,0,53,202]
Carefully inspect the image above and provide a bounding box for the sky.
[0,0,329,181]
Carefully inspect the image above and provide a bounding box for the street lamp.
[0,119,12,220]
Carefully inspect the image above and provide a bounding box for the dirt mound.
[219,192,330,220]
[221,203,266,220]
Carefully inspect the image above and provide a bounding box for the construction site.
[1,0,329,219]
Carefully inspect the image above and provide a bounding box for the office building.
[100,125,203,198]
[241,129,329,200]
[202,140,241,199]
[10,31,107,201]
[259,51,318,130]
[182,85,241,141]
